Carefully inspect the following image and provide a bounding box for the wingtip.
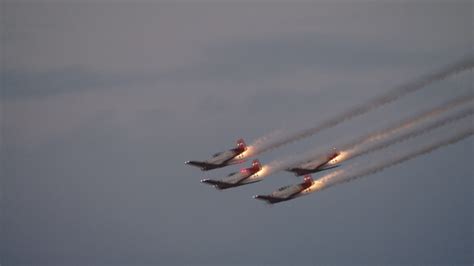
[253,195,271,204]
[184,161,191,165]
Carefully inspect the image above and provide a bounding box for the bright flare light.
[328,150,350,165]
[302,169,345,194]
[249,165,270,180]
[240,145,255,159]
[302,179,326,194]
[257,165,270,177]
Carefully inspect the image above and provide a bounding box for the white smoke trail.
[342,106,473,162]
[261,94,473,177]
[340,94,474,151]
[304,127,474,195]
[247,57,474,157]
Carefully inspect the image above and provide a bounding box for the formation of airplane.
[253,175,314,204]
[185,60,474,205]
[185,139,247,171]
[185,139,337,204]
[200,159,263,189]
[286,149,341,176]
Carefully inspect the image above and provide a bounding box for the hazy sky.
[1,1,473,265]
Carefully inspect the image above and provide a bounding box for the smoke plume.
[261,95,473,177]
[247,57,474,157]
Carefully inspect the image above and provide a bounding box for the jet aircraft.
[253,175,314,204]
[201,159,263,189]
[287,149,341,176]
[185,139,247,171]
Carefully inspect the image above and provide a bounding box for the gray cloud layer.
[2,2,472,265]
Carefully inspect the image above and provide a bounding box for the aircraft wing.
[207,150,237,165]
[221,171,252,185]
[317,164,340,171]
[286,167,314,176]
[185,161,220,171]
[201,179,227,186]
[253,195,285,204]
[287,164,340,176]
[200,179,234,189]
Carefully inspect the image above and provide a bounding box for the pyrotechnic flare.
[246,57,474,157]
[303,127,474,196]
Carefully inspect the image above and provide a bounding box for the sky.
[1,1,473,265]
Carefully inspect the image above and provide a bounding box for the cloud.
[1,67,156,100]
[165,31,468,84]
[2,2,473,265]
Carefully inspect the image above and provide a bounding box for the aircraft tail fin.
[251,159,261,170]
[236,138,246,151]
[303,175,314,184]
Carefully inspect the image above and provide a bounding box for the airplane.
[200,159,263,190]
[253,175,314,204]
[185,138,248,171]
[286,149,341,176]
